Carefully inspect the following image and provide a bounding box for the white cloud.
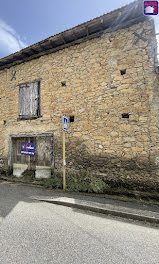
[154,17,159,32]
[0,19,27,57]
[153,17,159,61]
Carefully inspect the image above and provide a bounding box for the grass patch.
[21,169,35,182]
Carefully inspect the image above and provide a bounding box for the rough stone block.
[35,166,51,179]
[13,163,28,178]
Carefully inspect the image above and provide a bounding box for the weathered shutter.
[19,86,24,116]
[19,81,39,118]
[30,82,39,117]
[19,85,31,117]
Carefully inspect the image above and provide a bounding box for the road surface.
[0,181,158,264]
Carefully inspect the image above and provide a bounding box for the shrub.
[12,169,108,194]
[43,173,63,189]
[21,169,35,182]
[66,171,108,193]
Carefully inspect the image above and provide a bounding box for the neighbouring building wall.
[0,18,159,190]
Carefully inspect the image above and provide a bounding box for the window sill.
[17,115,42,121]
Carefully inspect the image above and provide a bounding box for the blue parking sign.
[63,116,68,131]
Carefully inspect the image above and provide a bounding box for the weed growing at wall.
[35,171,108,193]
[66,171,108,193]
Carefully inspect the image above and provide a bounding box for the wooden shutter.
[30,82,39,117]
[19,81,39,118]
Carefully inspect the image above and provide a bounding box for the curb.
[33,198,159,225]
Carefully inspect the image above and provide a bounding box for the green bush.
[66,171,108,193]
[42,171,108,193]
[20,169,35,182]
[13,169,108,194]
[42,174,63,189]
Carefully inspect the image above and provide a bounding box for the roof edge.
[0,0,148,70]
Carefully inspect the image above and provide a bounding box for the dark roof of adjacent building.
[0,0,148,70]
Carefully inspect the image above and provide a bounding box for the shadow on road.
[0,180,53,220]
[0,181,33,219]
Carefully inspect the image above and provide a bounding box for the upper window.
[19,81,41,119]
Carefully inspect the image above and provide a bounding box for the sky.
[0,0,158,59]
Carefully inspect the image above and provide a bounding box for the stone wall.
[0,18,159,190]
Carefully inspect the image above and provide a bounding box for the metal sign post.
[62,117,68,190]
[63,130,66,190]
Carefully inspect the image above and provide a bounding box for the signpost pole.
[28,137,31,170]
[63,130,66,190]
[62,116,68,191]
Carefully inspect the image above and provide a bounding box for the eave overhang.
[0,0,148,70]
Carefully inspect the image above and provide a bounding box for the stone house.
[0,0,159,190]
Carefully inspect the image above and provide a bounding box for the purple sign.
[144,1,158,15]
[21,142,35,156]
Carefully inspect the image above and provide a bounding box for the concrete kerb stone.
[31,197,159,225]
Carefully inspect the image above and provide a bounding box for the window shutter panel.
[25,85,32,116]
[19,87,24,116]
[19,81,39,118]
[19,85,30,117]
[30,82,39,116]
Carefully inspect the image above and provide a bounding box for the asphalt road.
[0,181,159,264]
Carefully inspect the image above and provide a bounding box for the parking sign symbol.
[63,116,68,131]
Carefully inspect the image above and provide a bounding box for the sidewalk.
[31,190,159,225]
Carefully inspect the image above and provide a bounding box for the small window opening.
[61,81,66,87]
[120,69,126,75]
[122,113,129,119]
[3,120,6,125]
[70,116,74,122]
[109,37,112,42]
